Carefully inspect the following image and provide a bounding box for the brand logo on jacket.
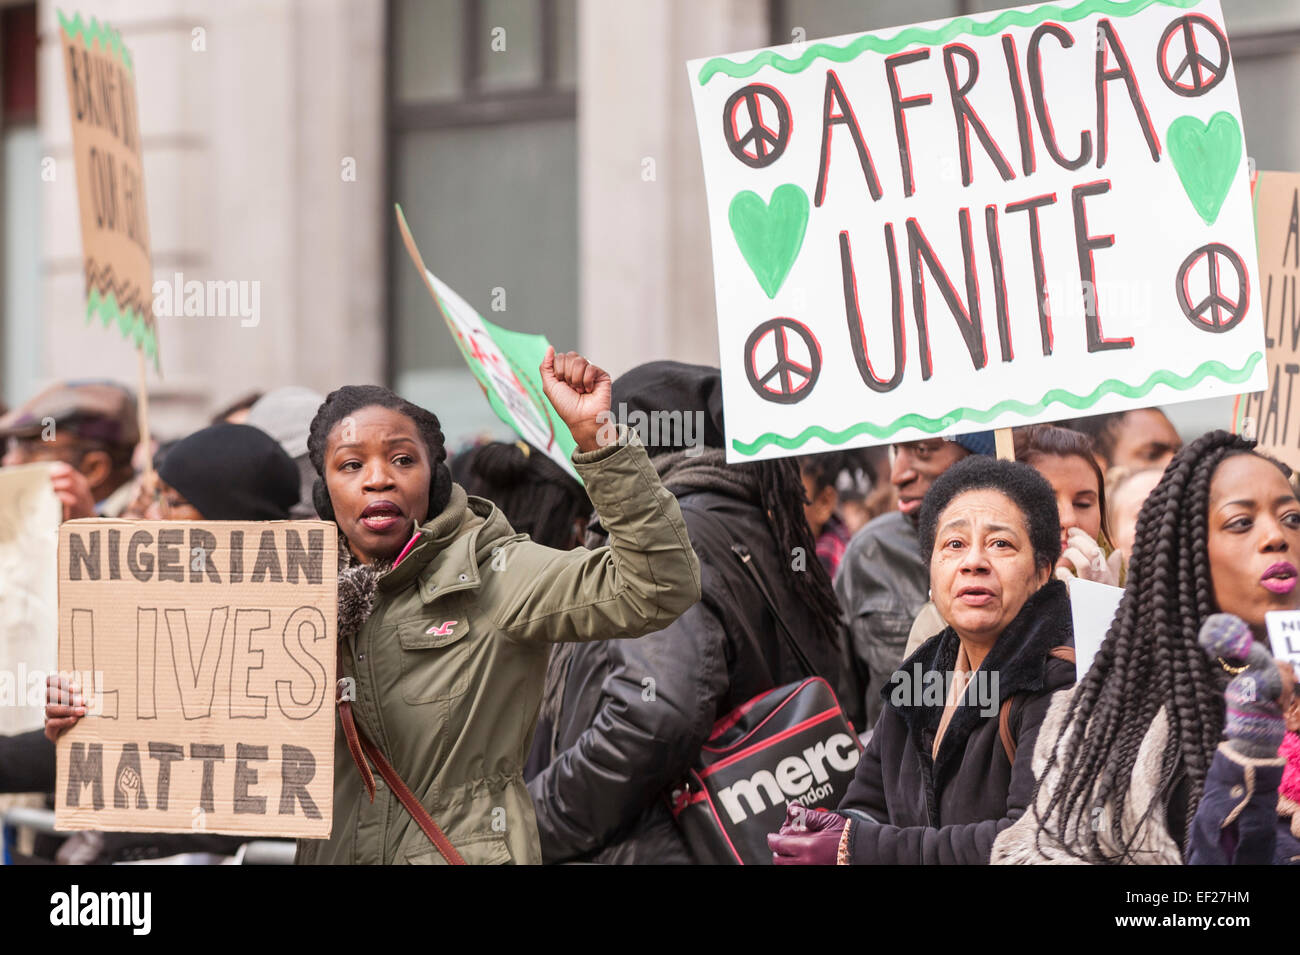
[425,621,457,636]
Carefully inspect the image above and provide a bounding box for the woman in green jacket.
[48,349,702,865]
[293,348,700,864]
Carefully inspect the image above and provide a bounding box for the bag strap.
[729,541,821,681]
[336,645,466,865]
[997,699,1017,765]
[998,645,1076,765]
[685,503,823,681]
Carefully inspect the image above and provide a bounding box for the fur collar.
[337,551,391,647]
[884,579,1074,783]
[335,483,489,646]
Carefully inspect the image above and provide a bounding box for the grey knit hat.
[245,386,324,460]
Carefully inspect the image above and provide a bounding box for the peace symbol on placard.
[1176,243,1249,333]
[1158,14,1230,97]
[723,84,791,169]
[744,317,821,404]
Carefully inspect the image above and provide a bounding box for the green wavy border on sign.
[697,0,1204,83]
[86,287,158,368]
[57,9,134,77]
[732,352,1263,456]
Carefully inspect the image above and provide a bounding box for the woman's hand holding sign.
[45,672,86,744]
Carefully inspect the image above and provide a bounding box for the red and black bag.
[669,543,862,864]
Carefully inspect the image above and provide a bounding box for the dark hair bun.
[469,442,531,486]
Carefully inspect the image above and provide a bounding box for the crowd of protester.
[2,364,1296,865]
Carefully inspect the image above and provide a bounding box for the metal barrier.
[1,806,296,864]
[233,841,298,865]
[2,806,56,864]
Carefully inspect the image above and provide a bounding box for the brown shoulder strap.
[1049,645,1077,664]
[998,697,1017,764]
[998,646,1076,765]
[336,646,466,865]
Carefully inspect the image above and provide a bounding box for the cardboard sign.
[0,465,61,735]
[1232,171,1300,468]
[55,520,337,838]
[1266,609,1300,671]
[1067,577,1124,681]
[688,0,1265,461]
[59,11,158,367]
[395,205,580,481]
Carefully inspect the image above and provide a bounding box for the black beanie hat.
[610,361,727,456]
[158,423,300,520]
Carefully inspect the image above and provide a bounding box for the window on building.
[388,0,577,448]
[772,0,965,44]
[1,1,40,408]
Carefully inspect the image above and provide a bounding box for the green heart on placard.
[729,184,810,299]
[1167,112,1242,226]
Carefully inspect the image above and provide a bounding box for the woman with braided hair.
[246,348,701,865]
[528,361,857,863]
[993,429,1300,864]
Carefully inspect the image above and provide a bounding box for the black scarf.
[887,578,1074,785]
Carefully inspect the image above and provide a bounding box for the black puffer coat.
[838,579,1075,864]
[528,486,856,864]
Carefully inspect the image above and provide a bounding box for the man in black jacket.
[527,362,858,864]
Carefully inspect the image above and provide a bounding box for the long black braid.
[741,455,846,649]
[1034,430,1284,862]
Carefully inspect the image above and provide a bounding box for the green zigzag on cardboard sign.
[732,352,1263,456]
[57,9,134,77]
[698,0,1204,83]
[85,287,158,368]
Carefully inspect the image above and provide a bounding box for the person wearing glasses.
[0,380,141,520]
[0,382,144,832]
[834,433,993,729]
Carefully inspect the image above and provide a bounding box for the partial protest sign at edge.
[1068,577,1124,683]
[60,9,160,481]
[0,464,61,735]
[1232,170,1300,467]
[59,9,158,370]
[1266,609,1300,671]
[394,204,580,482]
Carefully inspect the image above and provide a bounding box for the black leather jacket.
[527,487,857,864]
